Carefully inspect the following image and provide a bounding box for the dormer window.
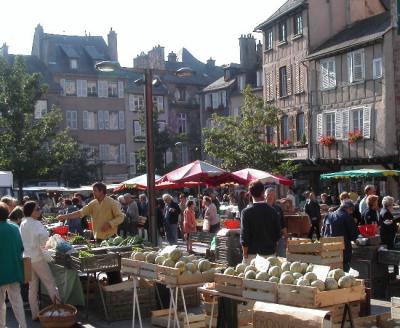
[224,69,231,81]
[70,59,78,70]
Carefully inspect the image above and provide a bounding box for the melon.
[134,252,146,261]
[311,279,325,291]
[236,263,246,274]
[224,267,236,276]
[155,256,165,265]
[146,252,157,264]
[198,259,211,272]
[300,263,308,274]
[293,272,303,279]
[182,270,192,276]
[306,264,314,273]
[304,272,318,282]
[244,265,257,274]
[297,278,310,286]
[268,266,281,277]
[267,256,281,267]
[169,249,182,262]
[256,272,269,281]
[281,262,291,272]
[290,262,302,273]
[238,273,245,278]
[325,278,339,290]
[280,273,294,285]
[180,256,189,263]
[328,269,345,281]
[269,276,279,283]
[186,263,196,273]
[338,276,352,288]
[293,279,298,285]
[175,261,186,273]
[245,270,257,280]
[162,259,175,267]
[281,271,292,277]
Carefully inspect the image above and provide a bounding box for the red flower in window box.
[281,139,291,146]
[348,130,363,144]
[319,135,336,146]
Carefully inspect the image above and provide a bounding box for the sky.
[0,0,283,67]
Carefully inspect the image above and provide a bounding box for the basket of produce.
[38,303,77,328]
[71,250,121,273]
[69,235,87,245]
[358,224,378,237]
[223,219,240,229]
[52,226,69,236]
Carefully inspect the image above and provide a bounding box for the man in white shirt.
[359,185,376,215]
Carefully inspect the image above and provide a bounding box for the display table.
[41,263,85,306]
[284,214,311,237]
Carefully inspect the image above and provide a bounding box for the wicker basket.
[38,303,77,328]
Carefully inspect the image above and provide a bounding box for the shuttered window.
[212,93,219,109]
[133,120,145,137]
[98,80,108,98]
[279,66,288,98]
[119,144,126,164]
[348,49,365,83]
[279,21,287,42]
[373,58,383,79]
[34,100,47,119]
[320,57,336,89]
[118,111,125,130]
[281,116,289,141]
[325,112,335,137]
[118,81,124,98]
[266,30,273,50]
[265,71,274,101]
[66,111,77,129]
[296,113,304,141]
[77,80,87,97]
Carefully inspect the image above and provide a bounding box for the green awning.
[320,169,400,180]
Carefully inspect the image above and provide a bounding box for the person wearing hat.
[322,199,359,272]
[123,193,139,236]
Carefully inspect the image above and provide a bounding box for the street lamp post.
[95,61,195,246]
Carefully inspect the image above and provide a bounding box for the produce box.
[97,280,156,321]
[322,301,360,324]
[287,237,344,254]
[277,279,365,308]
[121,258,157,279]
[286,252,343,268]
[242,278,277,303]
[151,309,205,328]
[214,273,243,296]
[71,252,121,273]
[157,264,214,285]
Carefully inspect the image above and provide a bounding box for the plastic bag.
[203,219,210,232]
[46,234,65,250]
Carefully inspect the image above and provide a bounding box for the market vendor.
[379,196,398,249]
[240,180,281,265]
[57,182,124,283]
[322,200,359,272]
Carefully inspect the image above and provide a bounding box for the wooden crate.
[323,301,360,324]
[286,251,343,267]
[157,265,214,285]
[214,273,243,296]
[151,309,205,328]
[277,279,366,308]
[242,279,277,303]
[391,297,400,319]
[121,258,158,279]
[287,237,344,254]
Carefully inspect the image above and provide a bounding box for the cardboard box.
[23,257,32,283]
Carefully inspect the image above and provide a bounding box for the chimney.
[0,43,8,58]
[32,24,44,59]
[239,34,257,69]
[107,28,118,62]
[256,41,262,65]
[206,57,215,67]
[148,45,165,70]
[168,51,177,62]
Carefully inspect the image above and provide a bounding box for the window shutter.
[98,80,108,98]
[294,63,300,94]
[212,93,218,109]
[287,64,292,96]
[347,53,353,83]
[60,79,66,96]
[157,96,164,111]
[129,95,135,111]
[118,81,124,98]
[353,51,364,81]
[276,68,280,99]
[103,111,110,130]
[320,61,329,89]
[119,144,126,163]
[83,111,89,129]
[129,152,136,174]
[134,121,141,136]
[98,111,104,130]
[118,111,125,129]
[335,110,343,140]
[77,80,87,97]
[328,60,336,88]
[373,58,382,79]
[77,80,83,97]
[222,90,227,107]
[99,144,107,160]
[363,106,371,138]
[316,113,323,141]
[205,94,210,108]
[342,109,350,139]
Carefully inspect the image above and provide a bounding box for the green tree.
[0,56,85,199]
[203,86,299,175]
[136,108,177,175]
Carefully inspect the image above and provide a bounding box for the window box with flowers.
[281,139,291,147]
[348,130,363,144]
[319,135,336,147]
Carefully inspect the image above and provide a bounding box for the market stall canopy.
[155,181,205,190]
[232,168,294,186]
[157,160,248,186]
[320,169,400,180]
[113,174,161,192]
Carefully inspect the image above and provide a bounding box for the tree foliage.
[0,56,88,198]
[203,86,299,175]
